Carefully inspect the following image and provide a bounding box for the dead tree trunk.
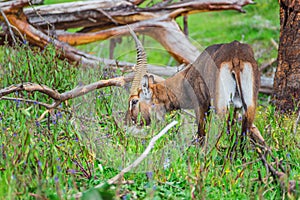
[273,0,300,112]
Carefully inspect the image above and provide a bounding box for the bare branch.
[0,75,133,109]
[0,0,29,13]
[0,82,61,100]
[130,0,146,5]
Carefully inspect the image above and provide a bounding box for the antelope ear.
[140,75,152,100]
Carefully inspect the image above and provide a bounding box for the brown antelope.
[126,28,260,144]
[125,27,210,137]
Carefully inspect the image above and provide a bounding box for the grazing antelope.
[125,28,210,137]
[126,28,260,144]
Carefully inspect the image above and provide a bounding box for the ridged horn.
[128,26,147,96]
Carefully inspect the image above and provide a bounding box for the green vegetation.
[1,0,299,199]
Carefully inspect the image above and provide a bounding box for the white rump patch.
[240,62,254,108]
[217,63,236,114]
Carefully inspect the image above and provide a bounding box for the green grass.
[1,0,299,199]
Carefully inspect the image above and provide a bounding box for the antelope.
[126,28,260,144]
[125,27,210,137]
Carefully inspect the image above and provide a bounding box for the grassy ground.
[1,0,300,199]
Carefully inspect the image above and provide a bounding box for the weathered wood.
[0,0,29,13]
[24,0,134,30]
[23,0,254,30]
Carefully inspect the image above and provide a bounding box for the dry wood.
[0,0,29,13]
[0,11,274,95]
[23,0,253,30]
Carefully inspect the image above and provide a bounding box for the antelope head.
[126,27,165,126]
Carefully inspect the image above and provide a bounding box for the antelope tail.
[233,57,247,112]
[128,26,148,96]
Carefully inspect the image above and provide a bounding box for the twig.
[0,8,17,45]
[270,38,278,49]
[72,120,178,199]
[256,147,278,182]
[236,158,261,168]
[96,8,119,25]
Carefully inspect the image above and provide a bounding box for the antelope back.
[193,40,260,118]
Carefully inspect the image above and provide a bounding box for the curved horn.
[128,26,147,96]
